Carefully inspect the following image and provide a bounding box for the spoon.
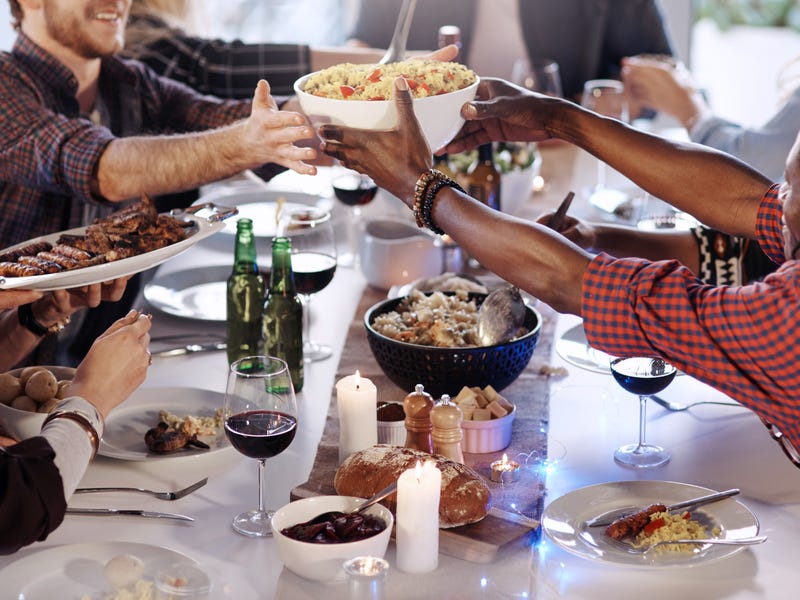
[379,0,418,64]
[307,481,398,525]
[547,190,575,232]
[477,285,527,346]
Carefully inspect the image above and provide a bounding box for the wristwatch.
[17,303,70,336]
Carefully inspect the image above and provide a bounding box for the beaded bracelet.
[412,169,465,235]
[42,409,101,458]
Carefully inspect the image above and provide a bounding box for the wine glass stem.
[636,394,648,451]
[596,160,607,189]
[258,458,268,514]
[302,294,313,348]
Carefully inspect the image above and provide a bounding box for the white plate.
[0,541,193,599]
[0,210,228,291]
[195,188,328,238]
[99,387,229,461]
[542,480,760,568]
[554,323,614,373]
[144,265,234,321]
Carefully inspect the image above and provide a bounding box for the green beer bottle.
[263,236,304,391]
[226,218,266,365]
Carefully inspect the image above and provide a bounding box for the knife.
[584,488,740,528]
[151,342,227,358]
[66,507,194,522]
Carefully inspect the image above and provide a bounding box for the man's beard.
[42,0,124,59]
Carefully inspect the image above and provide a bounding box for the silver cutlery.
[584,488,740,528]
[628,535,767,554]
[651,395,744,412]
[379,0,417,64]
[75,477,207,501]
[151,342,227,358]
[66,508,194,522]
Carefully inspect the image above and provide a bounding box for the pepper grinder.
[431,394,464,463]
[403,384,434,453]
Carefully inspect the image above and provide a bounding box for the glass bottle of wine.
[226,218,266,365]
[262,237,304,392]
[466,143,502,211]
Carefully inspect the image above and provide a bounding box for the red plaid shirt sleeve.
[582,184,800,447]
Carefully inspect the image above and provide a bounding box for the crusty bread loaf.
[334,445,491,528]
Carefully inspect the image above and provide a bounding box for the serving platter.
[542,480,760,568]
[554,322,614,374]
[99,387,230,461]
[0,204,234,291]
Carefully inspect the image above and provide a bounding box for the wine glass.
[610,356,677,468]
[581,79,630,213]
[224,355,298,537]
[332,169,378,268]
[278,206,338,362]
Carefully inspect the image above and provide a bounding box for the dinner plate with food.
[0,197,235,291]
[541,480,760,568]
[98,387,230,461]
[0,541,256,599]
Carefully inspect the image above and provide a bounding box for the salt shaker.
[403,384,434,453]
[431,394,464,463]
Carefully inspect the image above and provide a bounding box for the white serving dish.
[0,366,75,441]
[271,495,393,583]
[461,404,516,453]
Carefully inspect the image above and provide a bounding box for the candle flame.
[414,460,423,481]
[501,453,509,465]
[355,370,361,390]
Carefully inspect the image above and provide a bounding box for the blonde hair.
[127,0,207,46]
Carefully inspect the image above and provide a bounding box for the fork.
[651,395,744,412]
[632,535,767,554]
[74,477,207,501]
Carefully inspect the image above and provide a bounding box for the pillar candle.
[396,460,441,573]
[336,370,378,463]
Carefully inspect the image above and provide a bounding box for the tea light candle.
[343,556,389,600]
[396,460,441,574]
[490,453,520,483]
[336,371,378,463]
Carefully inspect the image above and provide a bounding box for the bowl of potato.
[0,366,75,441]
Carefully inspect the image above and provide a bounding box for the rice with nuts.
[302,60,476,101]
[371,290,481,347]
[633,510,720,553]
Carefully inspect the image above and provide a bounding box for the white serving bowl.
[461,403,516,454]
[0,366,76,441]
[294,73,479,151]
[271,495,393,583]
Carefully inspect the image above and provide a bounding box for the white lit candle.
[396,460,441,573]
[336,370,378,463]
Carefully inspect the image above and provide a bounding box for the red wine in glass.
[225,410,297,460]
[291,251,337,296]
[610,356,677,468]
[332,173,378,206]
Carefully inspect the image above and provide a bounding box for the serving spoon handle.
[379,0,418,64]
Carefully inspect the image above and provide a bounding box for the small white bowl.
[461,404,516,454]
[271,495,393,583]
[294,73,479,151]
[359,218,441,291]
[0,366,75,441]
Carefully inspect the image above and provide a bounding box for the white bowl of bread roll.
[0,366,75,441]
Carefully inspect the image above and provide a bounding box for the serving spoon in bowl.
[379,0,418,64]
[307,481,398,525]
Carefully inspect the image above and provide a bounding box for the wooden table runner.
[292,284,559,562]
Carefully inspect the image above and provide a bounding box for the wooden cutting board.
[290,476,539,564]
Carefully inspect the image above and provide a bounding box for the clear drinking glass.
[609,356,677,468]
[581,79,630,212]
[511,57,563,97]
[224,355,298,537]
[278,207,338,362]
